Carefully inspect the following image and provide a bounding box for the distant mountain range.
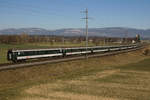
[0,27,150,38]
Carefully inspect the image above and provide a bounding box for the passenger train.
[7,44,139,63]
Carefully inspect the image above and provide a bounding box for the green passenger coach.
[7,48,63,62]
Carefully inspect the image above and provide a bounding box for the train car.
[92,46,109,53]
[109,46,121,51]
[63,47,82,56]
[7,48,63,62]
[63,47,92,56]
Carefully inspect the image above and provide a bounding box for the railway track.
[0,45,145,71]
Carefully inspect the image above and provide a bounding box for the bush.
[143,49,150,56]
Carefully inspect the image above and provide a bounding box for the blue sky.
[0,0,150,30]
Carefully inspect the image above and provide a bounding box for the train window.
[18,52,20,55]
[65,49,72,52]
[54,50,61,53]
[71,49,81,52]
[17,49,62,56]
[46,50,61,54]
[24,51,34,56]
[19,52,25,56]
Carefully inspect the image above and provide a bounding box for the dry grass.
[0,45,150,100]
[22,68,150,100]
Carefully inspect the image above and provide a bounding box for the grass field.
[0,46,150,100]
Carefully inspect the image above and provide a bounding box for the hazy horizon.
[0,27,150,31]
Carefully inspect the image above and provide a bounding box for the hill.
[0,27,150,38]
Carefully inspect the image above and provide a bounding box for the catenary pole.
[81,8,89,59]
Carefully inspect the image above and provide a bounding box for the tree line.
[0,33,139,45]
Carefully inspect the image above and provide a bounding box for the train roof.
[11,48,62,52]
